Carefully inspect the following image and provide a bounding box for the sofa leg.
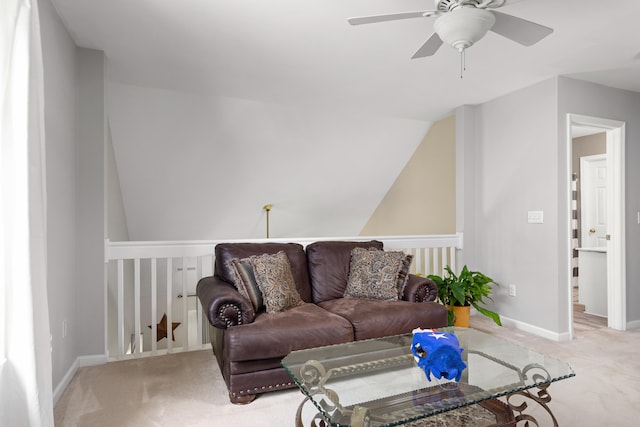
[230,393,257,404]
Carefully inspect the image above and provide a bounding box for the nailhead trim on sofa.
[218,303,243,327]
[233,382,295,397]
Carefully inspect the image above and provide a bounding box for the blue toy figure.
[411,328,467,382]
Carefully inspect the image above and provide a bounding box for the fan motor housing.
[434,6,496,51]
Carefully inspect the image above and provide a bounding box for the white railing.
[104,233,463,360]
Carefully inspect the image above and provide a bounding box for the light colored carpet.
[55,317,640,426]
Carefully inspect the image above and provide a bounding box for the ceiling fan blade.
[348,11,435,26]
[412,32,443,58]
[490,11,553,46]
[477,0,506,8]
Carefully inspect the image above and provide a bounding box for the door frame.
[566,114,626,338]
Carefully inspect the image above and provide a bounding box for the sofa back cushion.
[306,240,383,303]
[215,243,312,303]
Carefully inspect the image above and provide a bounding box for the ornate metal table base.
[295,385,561,427]
[505,383,559,427]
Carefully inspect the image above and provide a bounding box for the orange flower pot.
[449,305,471,328]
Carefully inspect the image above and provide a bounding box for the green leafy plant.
[428,265,502,326]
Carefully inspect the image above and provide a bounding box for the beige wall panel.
[360,115,455,236]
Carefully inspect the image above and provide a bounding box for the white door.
[580,155,607,248]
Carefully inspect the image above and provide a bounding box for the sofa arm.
[196,276,256,329]
[402,274,439,303]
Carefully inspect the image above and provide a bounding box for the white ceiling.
[51,0,640,121]
[49,0,640,240]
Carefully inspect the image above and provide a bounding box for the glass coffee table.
[282,327,575,427]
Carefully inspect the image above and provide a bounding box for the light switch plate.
[528,211,544,224]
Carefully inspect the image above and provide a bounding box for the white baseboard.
[501,316,640,335]
[499,315,571,342]
[53,353,107,405]
[77,354,108,368]
[627,319,640,330]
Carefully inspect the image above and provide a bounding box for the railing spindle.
[181,257,188,349]
[134,258,141,354]
[166,257,173,353]
[413,248,421,275]
[151,258,157,354]
[117,259,124,358]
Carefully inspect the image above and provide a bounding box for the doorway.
[574,150,608,331]
[567,114,626,339]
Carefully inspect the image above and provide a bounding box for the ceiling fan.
[348,0,553,59]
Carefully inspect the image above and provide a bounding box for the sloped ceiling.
[51,0,640,240]
[106,83,431,240]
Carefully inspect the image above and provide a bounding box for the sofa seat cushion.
[224,303,353,362]
[318,298,448,341]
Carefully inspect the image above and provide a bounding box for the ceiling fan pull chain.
[460,49,466,79]
[463,49,466,71]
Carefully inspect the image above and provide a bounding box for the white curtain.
[1,0,54,425]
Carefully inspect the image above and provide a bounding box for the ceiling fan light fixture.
[434,7,496,52]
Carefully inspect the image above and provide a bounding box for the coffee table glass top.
[281,327,575,427]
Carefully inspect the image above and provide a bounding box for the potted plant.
[428,265,502,327]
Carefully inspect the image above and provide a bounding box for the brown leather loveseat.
[196,240,447,404]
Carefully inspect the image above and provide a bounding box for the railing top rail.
[105,233,463,261]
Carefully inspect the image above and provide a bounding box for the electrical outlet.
[508,284,517,297]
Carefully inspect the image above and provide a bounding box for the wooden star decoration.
[148,313,180,342]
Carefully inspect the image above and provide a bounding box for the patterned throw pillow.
[344,247,413,301]
[249,251,304,314]
[226,258,264,312]
[397,251,414,296]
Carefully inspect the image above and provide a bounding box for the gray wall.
[41,0,107,393]
[455,104,478,268]
[558,76,640,325]
[458,76,640,336]
[457,78,561,333]
[106,122,129,242]
[105,122,132,356]
[40,0,79,392]
[75,49,106,357]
